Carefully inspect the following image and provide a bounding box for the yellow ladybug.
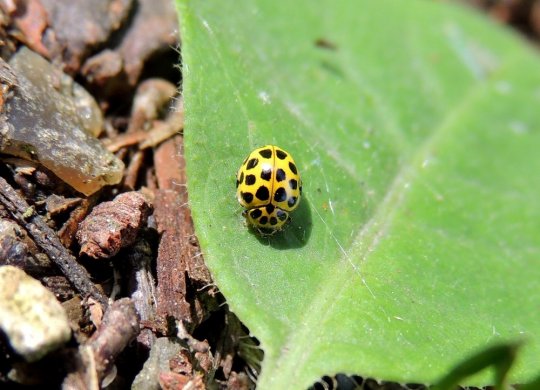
[236,145,302,234]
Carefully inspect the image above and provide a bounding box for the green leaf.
[177,0,540,388]
[521,373,540,390]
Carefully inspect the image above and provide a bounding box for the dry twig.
[0,176,108,307]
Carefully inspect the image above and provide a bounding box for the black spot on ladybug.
[245,174,256,185]
[239,171,244,184]
[242,192,253,204]
[289,162,297,174]
[259,149,272,159]
[276,168,286,182]
[255,186,270,201]
[274,187,287,203]
[277,209,288,221]
[250,208,262,219]
[235,179,239,188]
[260,168,271,181]
[259,216,268,225]
[265,204,274,214]
[246,158,259,170]
[288,196,297,208]
[289,179,298,190]
[269,217,278,226]
[276,149,287,160]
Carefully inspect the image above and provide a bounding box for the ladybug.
[236,145,302,234]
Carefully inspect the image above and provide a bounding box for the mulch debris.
[0,0,259,388]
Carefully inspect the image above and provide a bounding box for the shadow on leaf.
[249,197,312,249]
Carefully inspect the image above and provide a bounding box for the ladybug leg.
[257,227,277,237]
[241,209,250,228]
[284,215,292,228]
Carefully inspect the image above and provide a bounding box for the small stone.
[132,337,184,390]
[0,219,29,267]
[0,265,71,362]
[0,47,124,196]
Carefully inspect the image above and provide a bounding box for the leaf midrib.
[259,53,523,388]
